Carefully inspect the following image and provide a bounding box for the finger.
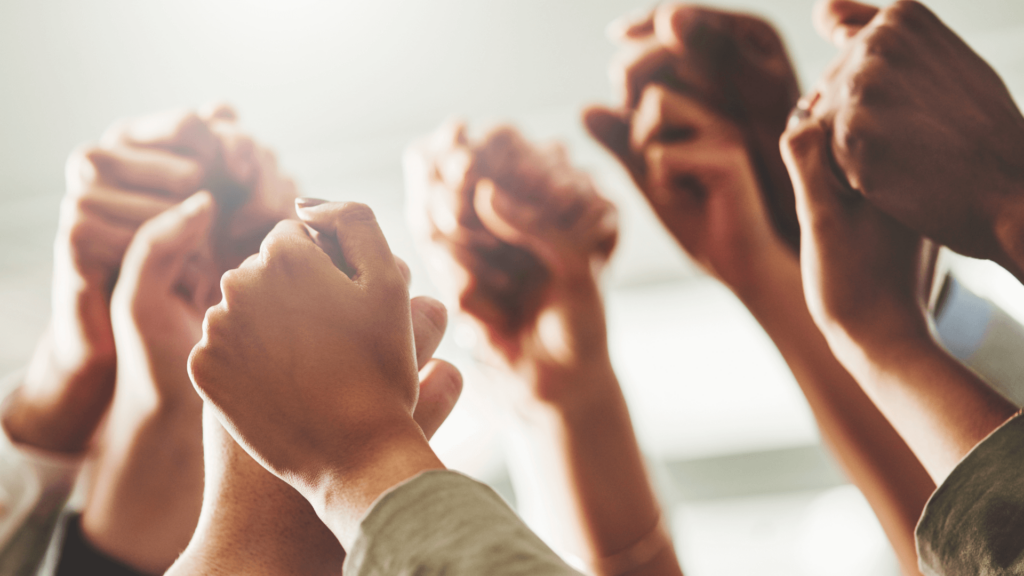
[294,200,400,287]
[645,141,741,208]
[395,255,412,287]
[631,85,721,151]
[610,39,673,108]
[780,118,850,225]
[813,0,880,47]
[582,106,632,163]
[411,296,448,370]
[208,120,258,184]
[60,204,138,267]
[607,9,655,41]
[413,359,463,440]
[198,102,239,123]
[75,185,179,226]
[118,191,216,296]
[101,109,219,163]
[473,179,561,269]
[73,145,205,198]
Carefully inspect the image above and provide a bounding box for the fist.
[189,202,421,490]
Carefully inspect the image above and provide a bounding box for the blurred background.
[3,1,1024,574]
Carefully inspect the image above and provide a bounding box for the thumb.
[294,199,401,287]
[118,191,216,298]
[582,106,645,186]
[813,0,880,47]
[780,118,851,231]
[413,359,463,440]
[473,179,561,269]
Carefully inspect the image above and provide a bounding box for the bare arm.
[781,113,1017,485]
[406,125,680,575]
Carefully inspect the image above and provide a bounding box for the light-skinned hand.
[169,259,462,575]
[781,117,934,359]
[812,0,1024,278]
[4,110,219,454]
[406,123,618,405]
[189,200,444,547]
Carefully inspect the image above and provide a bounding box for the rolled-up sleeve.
[917,413,1024,575]
[344,470,583,576]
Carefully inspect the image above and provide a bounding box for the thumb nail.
[295,197,328,210]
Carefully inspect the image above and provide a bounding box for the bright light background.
[3,1,1024,573]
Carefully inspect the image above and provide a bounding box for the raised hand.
[168,253,462,576]
[4,110,219,454]
[188,200,445,546]
[812,0,1024,277]
[405,123,617,402]
[782,113,1016,483]
[584,3,802,251]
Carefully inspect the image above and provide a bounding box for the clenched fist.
[189,200,444,544]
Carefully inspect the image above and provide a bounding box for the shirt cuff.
[344,469,582,576]
[916,412,1024,576]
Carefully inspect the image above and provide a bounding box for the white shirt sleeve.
[0,373,82,576]
[344,470,584,576]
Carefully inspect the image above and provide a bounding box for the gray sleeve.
[343,470,583,576]
[916,413,1024,575]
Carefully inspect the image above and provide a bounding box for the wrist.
[310,417,444,548]
[4,334,116,453]
[823,318,938,385]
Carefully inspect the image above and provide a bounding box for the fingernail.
[295,197,328,210]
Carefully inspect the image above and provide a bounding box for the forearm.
[167,412,344,576]
[735,257,933,576]
[81,393,204,574]
[839,336,1017,484]
[3,328,114,454]
[515,362,680,576]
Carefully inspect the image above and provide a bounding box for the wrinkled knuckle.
[780,123,820,157]
[337,202,377,224]
[864,24,906,62]
[416,298,449,334]
[219,269,246,307]
[883,0,933,29]
[66,146,103,188]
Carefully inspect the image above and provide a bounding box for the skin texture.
[2,110,218,455]
[811,0,1024,280]
[782,113,1018,485]
[189,201,447,548]
[406,123,680,576]
[589,6,938,575]
[81,192,217,573]
[167,248,463,576]
[585,3,802,251]
[0,105,298,573]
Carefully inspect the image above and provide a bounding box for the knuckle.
[336,202,377,224]
[66,145,103,188]
[780,122,821,157]
[883,0,933,29]
[863,24,906,61]
[219,269,247,307]
[842,65,888,107]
